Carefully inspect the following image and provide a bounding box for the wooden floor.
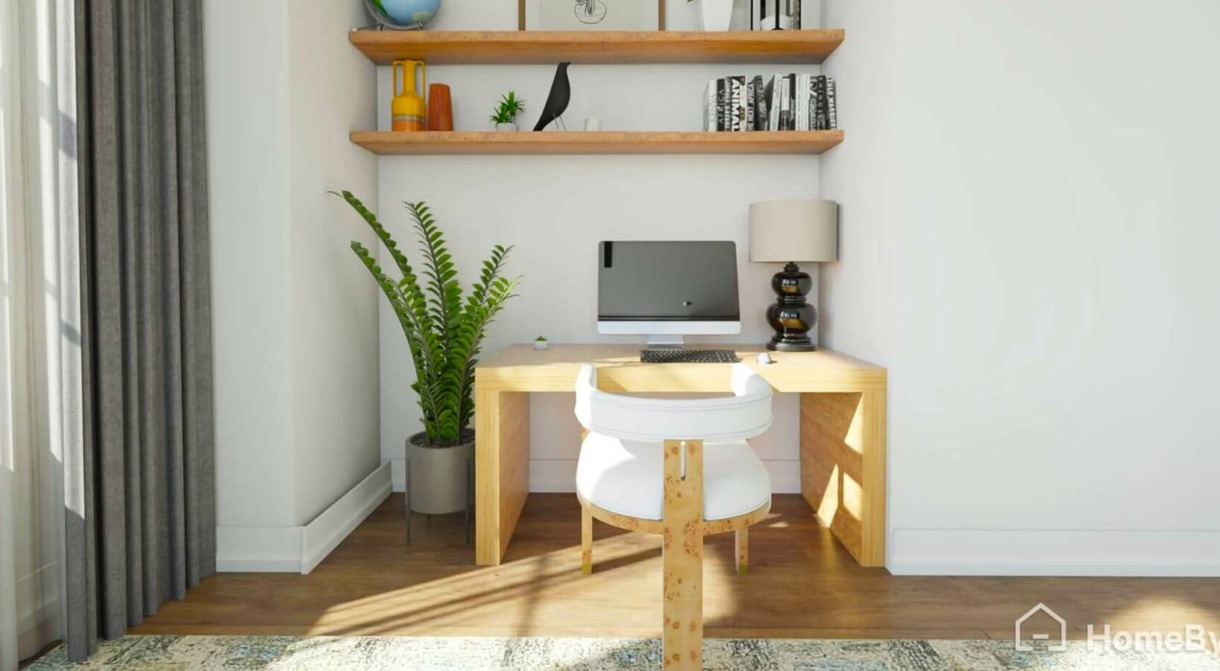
[136,494,1220,641]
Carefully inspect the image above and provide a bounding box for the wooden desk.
[473,344,888,568]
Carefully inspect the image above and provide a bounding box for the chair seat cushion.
[576,432,772,522]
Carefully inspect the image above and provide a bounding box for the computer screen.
[597,241,740,339]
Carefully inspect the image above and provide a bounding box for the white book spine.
[796,74,809,131]
[704,79,717,132]
[779,76,791,131]
[768,74,782,131]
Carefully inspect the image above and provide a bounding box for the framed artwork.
[519,0,665,31]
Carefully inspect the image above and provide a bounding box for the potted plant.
[490,91,526,131]
[534,335,549,351]
[335,191,520,515]
[689,0,733,31]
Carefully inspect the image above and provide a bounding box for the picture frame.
[519,0,665,32]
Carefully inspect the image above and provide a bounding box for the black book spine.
[753,75,766,131]
[815,75,828,130]
[716,78,726,132]
[790,74,800,131]
[732,76,747,131]
[827,77,837,130]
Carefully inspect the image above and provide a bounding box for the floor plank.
[135,495,1220,642]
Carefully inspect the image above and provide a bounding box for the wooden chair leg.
[735,527,748,576]
[581,501,593,575]
[662,440,703,671]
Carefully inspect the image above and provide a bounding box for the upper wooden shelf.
[350,130,844,156]
[349,30,844,65]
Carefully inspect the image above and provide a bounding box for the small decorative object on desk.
[689,0,734,32]
[491,91,526,131]
[391,60,427,132]
[365,0,441,30]
[519,0,664,30]
[534,336,550,350]
[534,63,571,131]
[427,84,453,131]
[332,191,520,522]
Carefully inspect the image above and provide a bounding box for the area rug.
[27,635,1219,670]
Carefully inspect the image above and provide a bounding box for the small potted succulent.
[490,91,526,131]
[534,335,549,351]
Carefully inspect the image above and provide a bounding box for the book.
[810,74,819,131]
[703,79,717,131]
[766,74,782,131]
[814,75,828,130]
[786,74,799,130]
[728,76,747,131]
[716,78,726,131]
[826,77,837,130]
[741,78,751,131]
[796,74,810,131]
[752,75,767,130]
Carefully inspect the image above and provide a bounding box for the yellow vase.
[392,60,427,132]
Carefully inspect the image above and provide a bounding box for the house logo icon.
[1014,603,1067,652]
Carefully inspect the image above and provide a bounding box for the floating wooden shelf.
[349,30,844,65]
[350,130,843,156]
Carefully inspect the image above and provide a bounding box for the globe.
[370,0,441,29]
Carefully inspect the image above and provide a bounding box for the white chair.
[573,363,773,670]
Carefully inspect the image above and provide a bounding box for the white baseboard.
[217,462,392,574]
[889,529,1220,576]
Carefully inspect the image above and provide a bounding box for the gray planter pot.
[407,431,474,515]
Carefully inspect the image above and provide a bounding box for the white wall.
[207,0,381,555]
[287,0,381,527]
[374,0,825,494]
[822,0,1220,575]
[207,0,297,529]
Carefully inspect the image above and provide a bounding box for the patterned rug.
[27,635,1220,670]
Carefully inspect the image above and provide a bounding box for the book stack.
[704,74,838,132]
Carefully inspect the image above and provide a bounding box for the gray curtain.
[64,0,215,660]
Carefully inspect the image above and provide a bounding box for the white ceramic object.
[495,122,519,132]
[534,340,549,350]
[699,0,734,32]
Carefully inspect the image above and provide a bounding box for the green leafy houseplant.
[490,91,526,125]
[334,191,520,447]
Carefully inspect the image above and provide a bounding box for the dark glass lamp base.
[765,262,818,353]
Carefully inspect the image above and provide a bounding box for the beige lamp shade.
[748,199,839,263]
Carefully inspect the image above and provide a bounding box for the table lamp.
[749,199,839,351]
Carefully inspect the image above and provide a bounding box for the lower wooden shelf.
[350,130,843,156]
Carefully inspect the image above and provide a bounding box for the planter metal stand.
[405,453,474,546]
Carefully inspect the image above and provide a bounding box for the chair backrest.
[574,363,773,442]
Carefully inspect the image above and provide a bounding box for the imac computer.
[597,241,741,347]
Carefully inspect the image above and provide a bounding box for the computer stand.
[645,335,685,348]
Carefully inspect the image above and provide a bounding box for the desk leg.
[800,390,887,567]
[475,390,530,566]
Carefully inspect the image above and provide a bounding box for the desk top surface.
[476,344,886,393]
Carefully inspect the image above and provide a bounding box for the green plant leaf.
[337,192,520,446]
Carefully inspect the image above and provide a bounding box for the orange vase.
[427,84,453,131]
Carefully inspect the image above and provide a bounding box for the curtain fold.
[64,0,214,660]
